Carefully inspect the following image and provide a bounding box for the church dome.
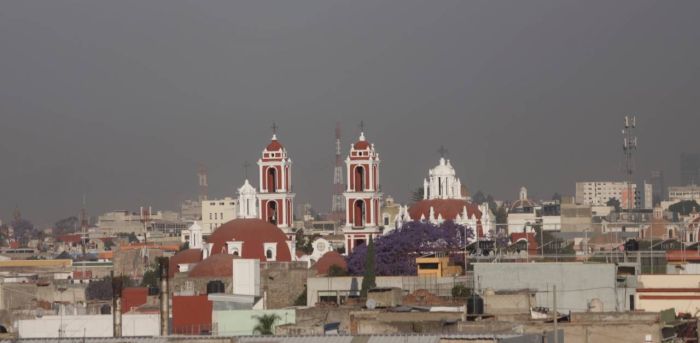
[353,132,370,150]
[207,218,292,262]
[188,253,235,278]
[510,199,536,213]
[408,199,482,222]
[429,158,456,176]
[266,135,284,151]
[168,248,203,278]
[312,251,347,276]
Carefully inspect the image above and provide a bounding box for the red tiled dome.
[208,218,292,262]
[169,248,203,278]
[188,253,235,278]
[408,199,482,222]
[266,139,283,151]
[354,140,370,150]
[312,251,347,276]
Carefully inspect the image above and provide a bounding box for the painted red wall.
[172,295,213,335]
[121,287,148,313]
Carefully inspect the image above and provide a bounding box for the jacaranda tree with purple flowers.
[347,220,474,276]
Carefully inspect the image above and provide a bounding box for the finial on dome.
[271,122,278,140]
[359,132,366,141]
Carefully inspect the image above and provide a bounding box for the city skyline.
[1,1,700,225]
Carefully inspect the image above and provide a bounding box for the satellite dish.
[366,298,377,310]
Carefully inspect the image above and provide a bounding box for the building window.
[266,249,273,259]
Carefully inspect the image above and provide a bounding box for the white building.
[96,209,181,234]
[237,179,258,219]
[201,197,237,234]
[423,158,465,200]
[668,185,700,202]
[395,157,490,239]
[506,187,539,234]
[575,181,652,209]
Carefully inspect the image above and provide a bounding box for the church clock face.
[317,242,326,252]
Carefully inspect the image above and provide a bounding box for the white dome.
[429,158,456,177]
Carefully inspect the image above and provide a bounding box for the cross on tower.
[243,161,251,179]
[271,122,278,135]
[359,120,365,133]
[438,145,448,158]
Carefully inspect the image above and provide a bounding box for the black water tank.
[466,294,484,315]
[207,280,225,294]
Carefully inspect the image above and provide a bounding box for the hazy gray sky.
[1,1,699,226]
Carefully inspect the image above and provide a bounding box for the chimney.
[111,271,122,337]
[159,258,170,336]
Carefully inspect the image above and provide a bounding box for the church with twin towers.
[199,124,491,256]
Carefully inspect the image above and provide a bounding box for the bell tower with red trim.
[342,131,382,255]
[257,132,295,237]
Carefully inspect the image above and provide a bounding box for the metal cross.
[359,120,365,132]
[271,122,278,135]
[438,145,448,158]
[243,161,251,179]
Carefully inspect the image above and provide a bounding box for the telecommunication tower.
[198,165,208,202]
[331,123,345,214]
[622,115,637,218]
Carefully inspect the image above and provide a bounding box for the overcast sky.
[1,1,699,226]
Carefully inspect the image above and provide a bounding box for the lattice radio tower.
[331,123,345,214]
[198,164,208,203]
[622,115,637,217]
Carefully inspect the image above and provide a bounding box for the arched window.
[354,166,365,191]
[354,200,365,227]
[232,249,239,257]
[266,249,273,259]
[268,168,277,192]
[268,201,277,225]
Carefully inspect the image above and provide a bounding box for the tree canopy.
[347,221,473,276]
[669,200,700,217]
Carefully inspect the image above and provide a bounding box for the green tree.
[328,264,347,277]
[495,205,508,225]
[360,236,376,297]
[472,191,486,205]
[252,314,280,335]
[451,283,470,298]
[410,187,424,204]
[669,200,700,216]
[127,232,139,243]
[141,269,159,288]
[606,198,621,212]
[294,285,307,306]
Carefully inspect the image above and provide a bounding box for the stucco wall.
[17,314,159,338]
[474,263,630,312]
[212,309,295,336]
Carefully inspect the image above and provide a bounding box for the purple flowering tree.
[347,220,474,276]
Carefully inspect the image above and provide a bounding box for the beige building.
[636,274,700,314]
[201,197,237,234]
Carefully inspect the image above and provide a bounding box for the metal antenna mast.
[332,123,345,214]
[198,164,208,202]
[623,115,637,220]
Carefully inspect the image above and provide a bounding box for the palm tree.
[252,314,280,335]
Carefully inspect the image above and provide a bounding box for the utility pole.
[553,284,558,343]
